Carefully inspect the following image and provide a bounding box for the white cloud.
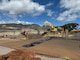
[57,0,80,21]
[60,0,80,9]
[46,2,53,7]
[0,20,33,24]
[17,20,33,24]
[0,0,45,16]
[47,10,54,17]
[44,20,51,26]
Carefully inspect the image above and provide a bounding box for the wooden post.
[25,34,29,39]
[65,29,68,38]
[25,31,29,40]
[61,28,65,37]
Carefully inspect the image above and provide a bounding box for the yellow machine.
[44,21,58,32]
[42,21,59,37]
[48,23,57,32]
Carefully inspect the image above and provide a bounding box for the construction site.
[0,0,80,60]
[0,21,80,60]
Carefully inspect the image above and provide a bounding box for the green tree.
[61,23,79,31]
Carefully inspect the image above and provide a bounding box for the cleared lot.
[0,37,80,60]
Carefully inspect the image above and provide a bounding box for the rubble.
[0,49,41,60]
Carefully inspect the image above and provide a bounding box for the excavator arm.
[48,23,58,32]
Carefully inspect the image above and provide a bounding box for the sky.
[0,0,80,27]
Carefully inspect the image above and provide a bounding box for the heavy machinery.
[43,21,58,32]
[42,21,58,36]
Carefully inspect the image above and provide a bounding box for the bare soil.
[0,37,80,60]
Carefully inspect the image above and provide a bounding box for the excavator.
[42,21,58,36]
[43,21,58,32]
[47,23,57,32]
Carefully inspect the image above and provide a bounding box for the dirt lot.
[0,37,80,60]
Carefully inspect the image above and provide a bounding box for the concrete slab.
[0,46,15,55]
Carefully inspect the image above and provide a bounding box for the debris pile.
[0,49,41,60]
